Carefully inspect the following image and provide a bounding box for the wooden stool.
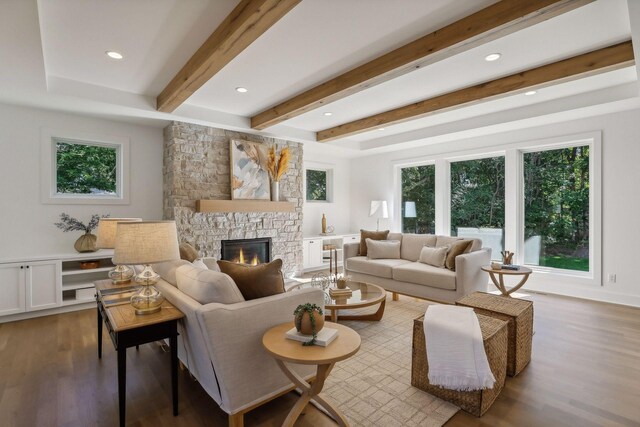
[412,310,508,417]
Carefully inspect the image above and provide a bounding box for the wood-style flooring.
[0,291,639,426]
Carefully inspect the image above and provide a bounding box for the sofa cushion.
[388,232,403,242]
[359,230,390,256]
[366,238,401,259]
[444,239,474,271]
[217,258,285,300]
[176,264,245,304]
[400,234,438,261]
[346,256,411,279]
[179,242,199,262]
[418,246,448,268]
[152,259,191,287]
[436,236,482,252]
[192,258,208,270]
[392,262,457,290]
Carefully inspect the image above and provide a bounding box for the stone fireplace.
[163,122,303,276]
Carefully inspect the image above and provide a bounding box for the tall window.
[401,164,435,233]
[523,146,589,271]
[450,156,505,259]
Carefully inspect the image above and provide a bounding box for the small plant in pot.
[294,303,324,346]
[54,213,109,253]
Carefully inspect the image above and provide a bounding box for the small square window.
[41,129,129,205]
[55,139,117,196]
[306,169,332,202]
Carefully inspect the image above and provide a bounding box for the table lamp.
[404,201,417,233]
[369,200,389,231]
[96,218,142,284]
[113,221,180,315]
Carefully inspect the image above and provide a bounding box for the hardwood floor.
[0,292,639,426]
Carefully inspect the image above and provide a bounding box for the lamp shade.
[96,218,142,249]
[404,201,417,218]
[369,200,389,219]
[112,221,180,265]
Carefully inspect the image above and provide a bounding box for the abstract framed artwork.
[230,139,271,200]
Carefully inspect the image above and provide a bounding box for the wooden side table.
[262,322,361,427]
[95,280,184,427]
[481,265,532,296]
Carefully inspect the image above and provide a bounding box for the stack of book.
[329,287,352,298]
[285,327,338,347]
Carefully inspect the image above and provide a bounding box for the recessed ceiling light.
[525,90,537,96]
[378,127,386,131]
[106,51,123,60]
[323,112,333,116]
[235,87,248,93]
[484,53,501,62]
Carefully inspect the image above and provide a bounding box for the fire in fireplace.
[221,238,272,265]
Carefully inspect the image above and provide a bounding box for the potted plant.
[55,213,109,253]
[294,303,324,346]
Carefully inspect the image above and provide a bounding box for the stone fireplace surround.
[163,121,303,276]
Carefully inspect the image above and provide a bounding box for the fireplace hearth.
[221,238,272,265]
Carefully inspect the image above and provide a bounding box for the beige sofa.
[153,259,325,427]
[344,233,491,303]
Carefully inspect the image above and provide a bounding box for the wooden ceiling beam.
[251,0,594,130]
[156,0,301,113]
[316,41,635,142]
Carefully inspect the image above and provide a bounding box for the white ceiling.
[0,0,638,157]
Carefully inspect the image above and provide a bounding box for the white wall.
[349,108,640,307]
[0,103,164,259]
[302,143,353,236]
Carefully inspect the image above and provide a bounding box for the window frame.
[515,134,601,284]
[304,166,333,203]
[40,128,130,205]
[393,131,601,286]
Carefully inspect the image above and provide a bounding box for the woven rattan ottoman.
[456,292,533,376]
[411,311,508,417]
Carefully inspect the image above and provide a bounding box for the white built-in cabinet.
[0,250,114,320]
[0,261,60,315]
[303,233,360,271]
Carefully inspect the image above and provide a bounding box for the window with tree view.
[524,146,589,272]
[450,157,505,259]
[401,165,435,233]
[55,139,118,195]
[306,169,328,201]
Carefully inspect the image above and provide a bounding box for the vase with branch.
[54,213,109,253]
[267,145,290,201]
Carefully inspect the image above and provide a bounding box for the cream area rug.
[322,295,459,426]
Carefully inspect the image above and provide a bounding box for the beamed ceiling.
[1,0,639,156]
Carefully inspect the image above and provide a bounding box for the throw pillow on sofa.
[179,242,199,262]
[360,229,390,256]
[152,259,191,287]
[418,246,449,267]
[176,264,245,304]
[217,258,285,300]
[366,238,401,259]
[445,239,473,271]
[192,258,208,270]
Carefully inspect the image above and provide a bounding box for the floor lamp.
[404,201,417,233]
[369,200,389,231]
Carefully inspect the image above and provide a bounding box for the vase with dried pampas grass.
[267,145,290,201]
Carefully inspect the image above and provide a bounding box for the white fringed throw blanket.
[423,305,495,391]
